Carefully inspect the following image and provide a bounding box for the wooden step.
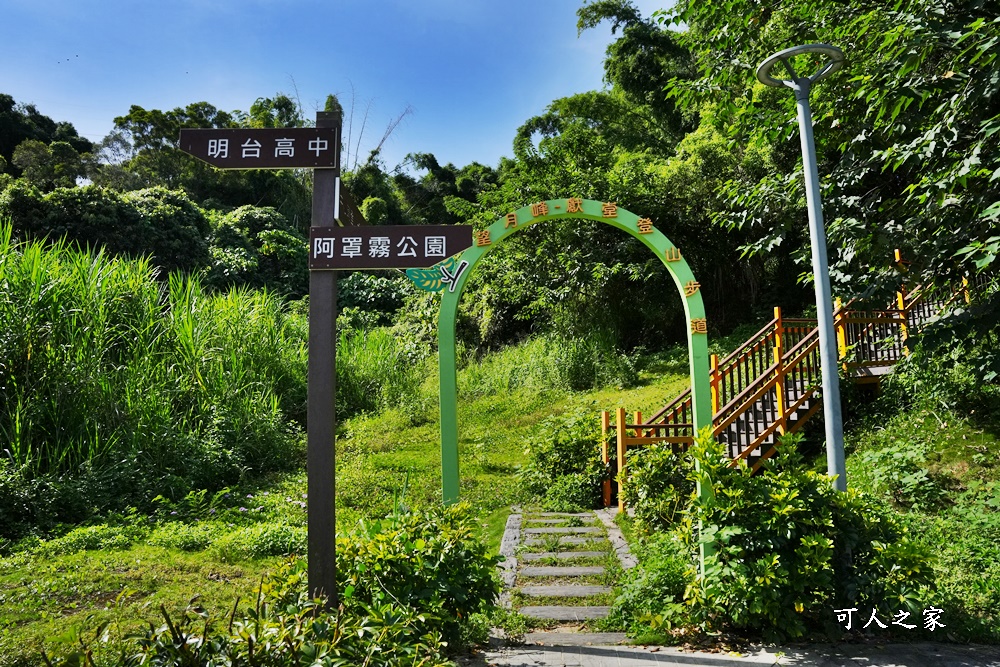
[523,631,626,645]
[524,536,602,546]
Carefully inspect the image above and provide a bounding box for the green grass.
[0,331,693,665]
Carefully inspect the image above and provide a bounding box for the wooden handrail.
[604,260,996,508]
[645,388,691,425]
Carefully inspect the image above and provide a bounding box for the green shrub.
[336,503,500,646]
[850,441,948,510]
[547,329,640,391]
[337,327,423,417]
[0,227,307,537]
[682,430,936,641]
[38,523,147,557]
[620,444,693,533]
[205,205,308,296]
[608,532,690,636]
[518,409,607,509]
[212,522,306,561]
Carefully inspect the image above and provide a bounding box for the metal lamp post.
[756,44,848,491]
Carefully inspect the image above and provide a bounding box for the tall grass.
[337,327,423,417]
[0,224,307,537]
[458,331,640,398]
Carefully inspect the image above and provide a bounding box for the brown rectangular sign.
[179,127,340,170]
[309,225,473,270]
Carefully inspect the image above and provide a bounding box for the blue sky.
[2,0,668,172]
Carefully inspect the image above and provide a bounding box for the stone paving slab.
[595,507,638,569]
[523,631,627,646]
[522,518,581,524]
[524,536,602,546]
[519,606,611,620]
[533,512,594,517]
[520,566,605,577]
[523,527,603,534]
[520,551,607,561]
[520,584,611,597]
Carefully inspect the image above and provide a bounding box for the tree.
[12,139,87,191]
[107,99,312,227]
[662,0,1000,294]
[243,94,305,129]
[577,0,696,135]
[0,94,92,174]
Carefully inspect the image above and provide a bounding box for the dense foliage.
[336,503,500,646]
[683,433,936,640]
[517,410,609,511]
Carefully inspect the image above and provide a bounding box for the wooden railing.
[601,261,995,509]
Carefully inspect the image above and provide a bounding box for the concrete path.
[463,641,1000,666]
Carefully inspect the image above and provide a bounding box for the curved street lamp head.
[756,43,845,88]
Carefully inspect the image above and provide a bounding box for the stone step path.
[497,507,638,648]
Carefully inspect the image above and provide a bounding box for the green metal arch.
[428,198,711,503]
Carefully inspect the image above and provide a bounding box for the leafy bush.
[212,522,306,562]
[336,503,500,646]
[850,441,949,510]
[542,473,600,512]
[205,204,308,296]
[682,431,936,641]
[0,183,213,274]
[619,444,693,533]
[518,409,607,510]
[38,522,148,557]
[339,272,414,326]
[546,329,640,391]
[607,532,690,636]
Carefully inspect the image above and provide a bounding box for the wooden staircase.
[601,264,994,509]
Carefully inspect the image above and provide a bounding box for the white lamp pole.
[756,44,848,491]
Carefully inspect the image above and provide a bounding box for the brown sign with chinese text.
[309,225,472,270]
[179,127,340,170]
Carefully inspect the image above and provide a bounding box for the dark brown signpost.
[309,225,472,270]
[305,113,342,608]
[180,112,471,609]
[179,113,349,606]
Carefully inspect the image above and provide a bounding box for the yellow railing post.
[634,410,643,438]
[600,410,611,507]
[710,354,720,416]
[616,407,627,512]
[963,276,971,305]
[773,306,787,435]
[894,248,907,272]
[835,297,848,371]
[897,287,910,356]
